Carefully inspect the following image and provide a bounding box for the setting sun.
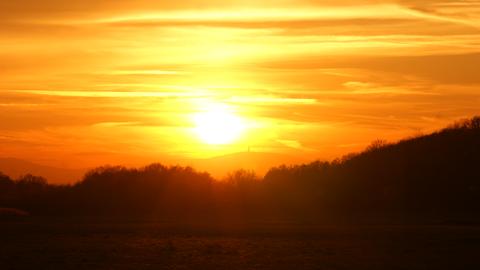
[193,104,246,145]
[2,1,480,269]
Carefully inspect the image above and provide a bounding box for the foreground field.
[1,219,479,270]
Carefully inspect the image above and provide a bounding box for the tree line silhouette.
[1,116,479,221]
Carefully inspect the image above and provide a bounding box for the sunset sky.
[1,0,479,172]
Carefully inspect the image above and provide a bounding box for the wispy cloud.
[91,122,141,128]
[5,90,208,98]
[106,70,185,76]
[228,96,318,105]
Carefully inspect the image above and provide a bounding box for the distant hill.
[0,152,307,184]
[189,151,309,178]
[0,158,85,184]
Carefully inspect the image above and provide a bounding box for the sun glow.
[193,103,246,145]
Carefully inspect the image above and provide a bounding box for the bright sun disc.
[194,105,245,145]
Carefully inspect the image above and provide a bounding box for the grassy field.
[1,219,479,270]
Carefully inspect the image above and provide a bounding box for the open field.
[1,219,479,270]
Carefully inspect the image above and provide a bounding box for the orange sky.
[1,0,480,172]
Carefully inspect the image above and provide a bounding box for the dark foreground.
[1,219,479,270]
